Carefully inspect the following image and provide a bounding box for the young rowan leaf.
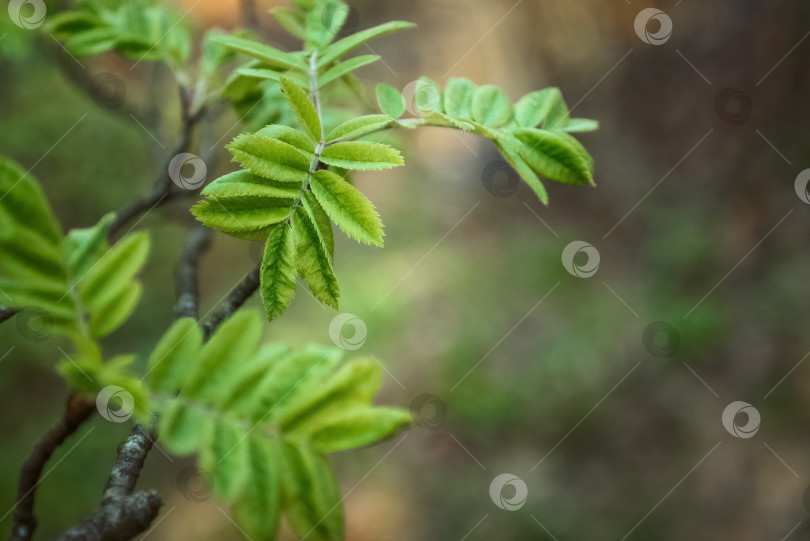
[257,125,316,155]
[302,191,335,260]
[280,77,322,141]
[472,85,513,127]
[317,21,417,65]
[0,157,62,244]
[513,128,594,186]
[280,357,382,432]
[375,83,405,119]
[306,406,412,453]
[514,88,570,129]
[185,310,263,400]
[261,223,297,321]
[63,213,115,279]
[250,345,344,424]
[234,67,310,87]
[320,141,403,170]
[147,317,203,394]
[281,442,344,541]
[80,232,150,337]
[292,205,340,309]
[412,77,444,115]
[305,0,348,50]
[325,115,393,143]
[191,197,293,239]
[309,170,384,246]
[227,132,311,183]
[88,281,141,338]
[146,310,411,540]
[443,77,476,120]
[202,170,302,200]
[319,55,379,87]
[232,437,282,541]
[199,421,251,500]
[270,6,307,40]
[159,401,215,455]
[564,118,600,133]
[494,141,549,205]
[210,33,306,71]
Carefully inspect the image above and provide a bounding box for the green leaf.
[147,318,203,394]
[146,310,411,541]
[305,0,348,50]
[249,345,344,424]
[191,197,293,240]
[160,401,214,455]
[281,442,344,541]
[320,141,403,170]
[375,83,405,119]
[302,191,334,259]
[292,205,340,309]
[280,77,322,141]
[472,85,512,127]
[319,55,379,87]
[270,6,307,40]
[200,421,250,500]
[257,125,316,155]
[88,282,141,338]
[233,67,310,87]
[494,141,549,205]
[261,224,297,321]
[184,310,263,400]
[306,406,412,453]
[564,118,600,133]
[514,88,570,129]
[280,357,382,431]
[325,115,393,143]
[63,213,115,279]
[232,437,281,541]
[201,170,302,200]
[210,33,307,71]
[443,77,476,120]
[309,170,384,246]
[318,21,416,66]
[227,132,311,183]
[80,232,150,338]
[513,128,594,186]
[0,157,62,244]
[411,77,443,115]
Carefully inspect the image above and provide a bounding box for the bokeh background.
[2,0,810,539]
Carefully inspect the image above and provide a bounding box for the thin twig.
[0,306,19,325]
[202,265,261,339]
[10,394,95,541]
[56,423,162,541]
[241,0,261,34]
[175,226,213,320]
[107,87,204,240]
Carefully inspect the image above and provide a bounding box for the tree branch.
[202,265,261,339]
[107,87,204,240]
[241,0,261,34]
[56,424,162,541]
[175,226,213,320]
[10,394,95,541]
[0,306,19,325]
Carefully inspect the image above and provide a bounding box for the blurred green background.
[2,0,810,540]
